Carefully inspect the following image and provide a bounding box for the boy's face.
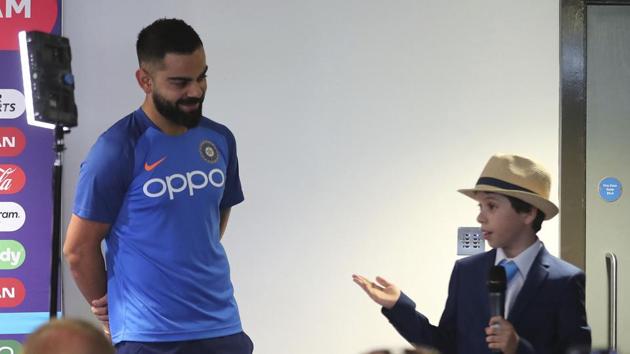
[474,192,536,251]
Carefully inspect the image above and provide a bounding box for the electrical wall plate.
[457,227,484,256]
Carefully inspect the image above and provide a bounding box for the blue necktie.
[499,260,519,283]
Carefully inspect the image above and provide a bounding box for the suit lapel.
[507,247,550,323]
[484,248,498,271]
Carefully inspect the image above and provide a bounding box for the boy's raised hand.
[352,274,401,309]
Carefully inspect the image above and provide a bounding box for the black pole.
[49,124,65,318]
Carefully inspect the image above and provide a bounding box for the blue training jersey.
[73,108,245,343]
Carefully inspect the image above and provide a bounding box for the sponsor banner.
[0,202,25,232]
[0,127,26,157]
[0,89,25,119]
[0,240,25,270]
[0,165,25,194]
[0,312,57,335]
[0,278,25,308]
[0,0,63,343]
[0,339,22,354]
[0,0,58,51]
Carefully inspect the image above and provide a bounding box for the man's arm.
[63,214,110,303]
[219,207,231,239]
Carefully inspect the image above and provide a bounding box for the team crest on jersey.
[200,140,219,163]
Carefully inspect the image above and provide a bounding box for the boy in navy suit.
[353,154,591,354]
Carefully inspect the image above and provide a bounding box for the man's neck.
[502,233,537,259]
[141,100,187,136]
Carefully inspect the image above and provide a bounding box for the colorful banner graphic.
[0,0,62,347]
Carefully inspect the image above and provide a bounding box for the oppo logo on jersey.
[143,169,225,200]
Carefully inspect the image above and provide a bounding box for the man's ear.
[135,68,152,94]
[522,207,539,226]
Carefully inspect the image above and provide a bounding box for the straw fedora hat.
[458,153,559,220]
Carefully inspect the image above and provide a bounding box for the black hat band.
[476,177,536,195]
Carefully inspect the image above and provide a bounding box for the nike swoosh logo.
[144,156,167,171]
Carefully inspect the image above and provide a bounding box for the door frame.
[559,0,630,270]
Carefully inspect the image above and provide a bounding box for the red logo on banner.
[0,164,25,194]
[0,278,26,307]
[0,0,58,51]
[0,127,26,156]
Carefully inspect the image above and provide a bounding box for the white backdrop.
[61,1,559,353]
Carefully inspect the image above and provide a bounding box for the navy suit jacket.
[382,247,591,354]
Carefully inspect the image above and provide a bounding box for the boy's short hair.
[506,195,545,232]
[136,18,203,66]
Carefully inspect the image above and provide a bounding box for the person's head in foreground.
[23,318,114,354]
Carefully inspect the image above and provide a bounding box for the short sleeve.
[73,134,134,223]
[219,128,244,209]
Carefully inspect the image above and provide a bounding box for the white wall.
[61,1,559,353]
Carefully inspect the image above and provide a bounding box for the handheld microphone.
[487,265,507,353]
[487,265,507,319]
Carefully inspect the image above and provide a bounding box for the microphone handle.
[488,292,505,353]
[488,292,505,318]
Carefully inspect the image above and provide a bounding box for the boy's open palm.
[352,274,401,309]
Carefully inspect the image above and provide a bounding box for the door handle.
[605,252,617,352]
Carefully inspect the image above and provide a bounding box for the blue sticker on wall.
[599,177,623,202]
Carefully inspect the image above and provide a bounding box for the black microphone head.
[487,265,507,293]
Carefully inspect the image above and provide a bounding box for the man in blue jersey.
[63,18,252,354]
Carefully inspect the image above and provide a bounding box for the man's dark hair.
[136,18,203,65]
[506,196,545,232]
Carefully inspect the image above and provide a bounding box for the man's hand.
[91,294,110,340]
[91,293,108,322]
[485,316,519,354]
[101,321,111,341]
[352,274,401,309]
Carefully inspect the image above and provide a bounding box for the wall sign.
[599,177,623,203]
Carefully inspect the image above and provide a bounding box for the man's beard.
[152,91,204,129]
